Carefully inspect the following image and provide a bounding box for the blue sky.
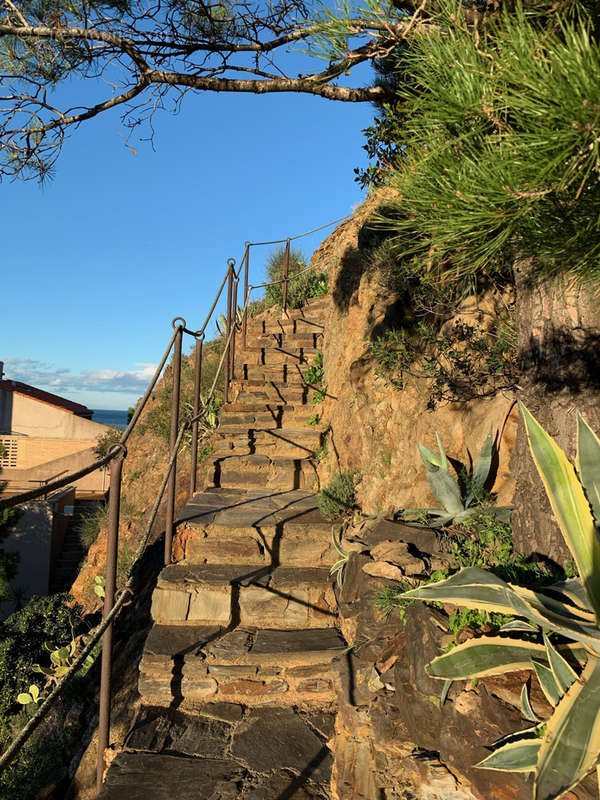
[2,66,375,410]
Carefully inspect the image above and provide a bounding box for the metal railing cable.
[0,213,336,791]
[245,213,350,247]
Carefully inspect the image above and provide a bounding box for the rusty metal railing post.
[96,449,124,795]
[224,260,234,405]
[282,238,291,314]
[230,274,239,381]
[189,334,204,496]
[165,317,185,565]
[242,243,250,349]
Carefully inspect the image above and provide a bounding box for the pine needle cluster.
[374,2,600,286]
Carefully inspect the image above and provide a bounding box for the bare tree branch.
[0,0,431,179]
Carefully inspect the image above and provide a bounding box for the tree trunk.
[511,261,600,566]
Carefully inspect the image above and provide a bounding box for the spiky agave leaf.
[576,412,600,526]
[499,620,538,633]
[535,658,600,800]
[521,403,600,621]
[543,633,577,695]
[418,442,443,470]
[545,579,591,615]
[477,735,541,772]
[533,661,562,707]
[466,429,494,506]
[427,637,548,680]
[427,635,584,682]
[418,438,464,515]
[402,567,600,651]
[521,683,540,723]
[440,678,452,705]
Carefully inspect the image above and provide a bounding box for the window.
[0,438,18,468]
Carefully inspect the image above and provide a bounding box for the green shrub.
[366,316,517,406]
[265,246,327,309]
[0,718,70,800]
[76,504,107,548]
[140,337,224,442]
[304,352,328,404]
[318,471,360,520]
[0,594,82,726]
[93,427,121,459]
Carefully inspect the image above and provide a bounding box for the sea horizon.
[92,409,129,429]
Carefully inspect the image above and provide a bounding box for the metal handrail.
[0,211,342,793]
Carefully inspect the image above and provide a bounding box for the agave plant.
[397,430,512,528]
[215,307,243,337]
[402,404,600,800]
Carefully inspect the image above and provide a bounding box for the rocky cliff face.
[309,195,518,515]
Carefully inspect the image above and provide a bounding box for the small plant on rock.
[396,431,512,528]
[16,684,40,713]
[401,406,600,800]
[318,471,361,520]
[304,352,327,404]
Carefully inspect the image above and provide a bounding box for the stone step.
[219,406,315,428]
[99,705,334,799]
[232,385,310,404]
[237,346,319,367]
[246,316,326,337]
[244,331,323,350]
[150,563,337,630]
[139,625,344,709]
[178,488,333,567]
[236,364,309,384]
[209,454,318,492]
[214,427,322,458]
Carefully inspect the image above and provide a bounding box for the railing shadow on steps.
[0,212,348,796]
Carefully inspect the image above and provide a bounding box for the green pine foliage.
[371,2,600,286]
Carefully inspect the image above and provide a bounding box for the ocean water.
[92,409,129,430]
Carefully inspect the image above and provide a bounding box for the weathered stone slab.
[207,665,258,678]
[188,537,267,565]
[195,702,244,723]
[144,624,218,658]
[98,753,245,800]
[242,773,330,799]
[240,585,310,627]
[231,707,332,782]
[303,712,336,740]
[150,588,190,623]
[249,628,345,661]
[188,589,231,624]
[203,628,254,661]
[218,678,289,698]
[296,678,332,694]
[180,675,219,700]
[125,707,232,758]
[278,532,334,566]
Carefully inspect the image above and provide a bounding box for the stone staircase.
[99,296,342,800]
